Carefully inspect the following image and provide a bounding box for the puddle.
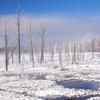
[56,80,100,90]
[44,96,69,100]
[44,95,100,100]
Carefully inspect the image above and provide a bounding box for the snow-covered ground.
[0,52,100,100]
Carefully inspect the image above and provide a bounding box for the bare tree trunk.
[64,42,67,61]
[58,44,62,66]
[17,4,21,64]
[50,42,54,62]
[66,41,70,64]
[97,39,100,52]
[76,42,79,63]
[29,23,34,67]
[79,43,82,61]
[72,42,76,64]
[82,44,85,60]
[4,25,8,71]
[91,39,95,59]
[11,49,14,63]
[36,44,41,63]
[40,25,45,63]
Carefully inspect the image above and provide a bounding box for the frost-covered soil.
[0,53,100,100]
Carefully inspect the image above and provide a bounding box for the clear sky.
[0,0,100,17]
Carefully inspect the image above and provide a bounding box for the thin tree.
[17,4,21,63]
[91,39,95,59]
[72,42,76,64]
[65,40,70,64]
[58,43,62,66]
[4,24,9,71]
[64,41,67,61]
[29,23,34,67]
[79,43,82,61]
[40,24,45,63]
[11,49,14,63]
[50,41,54,63]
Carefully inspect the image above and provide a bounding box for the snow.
[0,52,100,100]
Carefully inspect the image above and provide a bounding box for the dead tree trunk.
[91,39,95,59]
[40,25,45,63]
[50,42,54,62]
[79,43,82,61]
[72,42,76,64]
[65,41,70,64]
[11,49,14,63]
[29,23,34,67]
[4,25,8,71]
[76,42,79,63]
[65,42,67,61]
[58,44,62,66]
[98,39,100,52]
[17,4,21,64]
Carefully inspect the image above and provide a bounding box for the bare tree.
[35,43,41,63]
[40,25,45,63]
[72,42,76,64]
[97,38,100,52]
[17,4,21,63]
[58,43,62,66]
[64,41,67,61]
[65,40,70,64]
[4,24,9,71]
[11,49,14,63]
[79,43,82,61]
[76,42,80,63]
[50,41,54,63]
[29,23,34,67]
[91,39,95,59]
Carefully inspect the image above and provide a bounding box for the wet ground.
[56,80,100,90]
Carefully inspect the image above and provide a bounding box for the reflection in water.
[45,80,100,100]
[56,80,100,90]
[44,96,70,100]
[45,95,100,100]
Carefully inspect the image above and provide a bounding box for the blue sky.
[0,0,100,17]
[0,0,100,44]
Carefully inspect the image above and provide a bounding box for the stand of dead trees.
[0,12,100,71]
